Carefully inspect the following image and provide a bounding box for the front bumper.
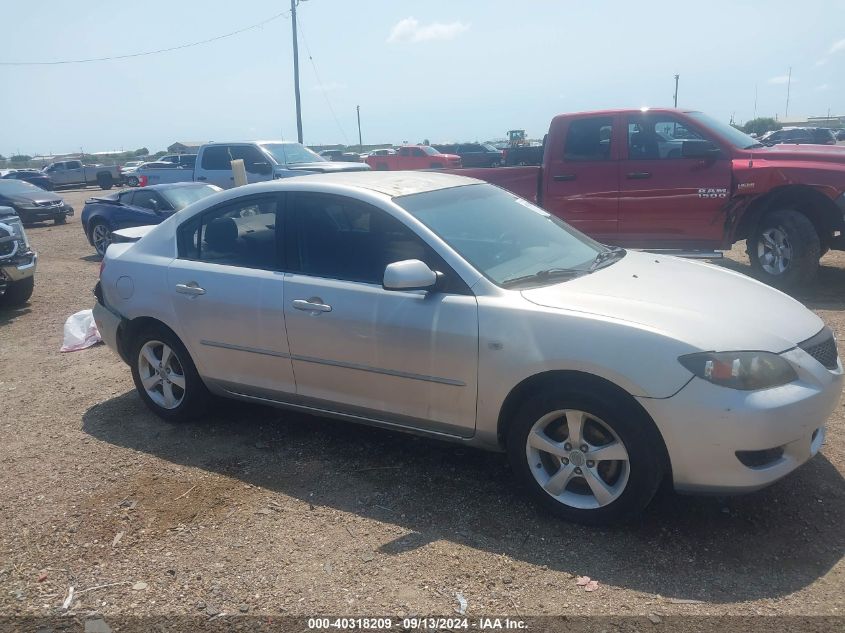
[637,347,843,494]
[16,204,74,223]
[0,251,37,283]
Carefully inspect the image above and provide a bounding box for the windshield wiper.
[589,246,626,271]
[501,268,584,288]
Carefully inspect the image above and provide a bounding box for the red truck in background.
[366,145,461,170]
[456,108,845,288]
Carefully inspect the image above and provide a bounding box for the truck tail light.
[138,175,148,187]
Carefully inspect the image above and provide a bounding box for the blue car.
[81,183,220,256]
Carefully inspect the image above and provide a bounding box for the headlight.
[678,351,798,390]
[0,216,29,256]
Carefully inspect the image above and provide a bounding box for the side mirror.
[149,198,160,212]
[383,259,437,291]
[681,140,720,159]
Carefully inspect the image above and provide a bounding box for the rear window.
[160,184,219,211]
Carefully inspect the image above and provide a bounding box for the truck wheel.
[97,173,114,190]
[429,162,444,169]
[507,387,664,525]
[747,209,820,289]
[54,214,67,225]
[0,276,35,307]
[127,176,139,187]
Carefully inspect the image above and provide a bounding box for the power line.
[0,9,290,66]
[296,13,350,144]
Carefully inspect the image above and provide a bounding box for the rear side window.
[180,155,196,168]
[178,195,280,270]
[200,146,232,170]
[564,117,613,161]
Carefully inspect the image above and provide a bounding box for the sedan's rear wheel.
[130,326,208,422]
[507,388,664,524]
[90,221,112,257]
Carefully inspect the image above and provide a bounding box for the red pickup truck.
[366,145,461,170]
[457,108,845,288]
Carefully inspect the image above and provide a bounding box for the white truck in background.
[41,160,123,190]
[135,141,369,188]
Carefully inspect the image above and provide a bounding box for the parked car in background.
[0,180,73,225]
[81,182,220,256]
[122,160,146,170]
[158,154,198,168]
[2,169,54,190]
[366,148,396,157]
[318,150,363,162]
[41,160,122,190]
[503,143,545,166]
[433,142,503,167]
[836,129,845,141]
[93,171,841,524]
[134,141,370,189]
[453,108,845,289]
[125,161,185,187]
[364,145,461,170]
[761,127,836,146]
[0,205,36,306]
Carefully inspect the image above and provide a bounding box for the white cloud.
[768,75,794,84]
[829,38,845,54]
[387,17,469,43]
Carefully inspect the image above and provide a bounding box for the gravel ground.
[1,186,844,622]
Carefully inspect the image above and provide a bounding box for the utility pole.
[356,105,363,151]
[753,84,758,119]
[290,0,303,143]
[785,67,792,119]
[673,74,679,108]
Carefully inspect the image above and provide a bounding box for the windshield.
[685,111,761,149]
[395,184,605,287]
[0,180,41,195]
[482,143,499,152]
[420,146,440,155]
[260,142,325,165]
[160,184,220,211]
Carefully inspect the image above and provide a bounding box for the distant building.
[167,141,205,154]
[779,115,845,128]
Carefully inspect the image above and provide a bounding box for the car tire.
[89,220,112,257]
[506,387,664,525]
[747,209,820,289]
[130,325,208,422]
[97,173,114,190]
[0,276,35,307]
[126,176,139,187]
[54,214,66,225]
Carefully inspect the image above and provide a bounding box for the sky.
[1,0,844,156]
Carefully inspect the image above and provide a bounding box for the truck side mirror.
[681,140,720,159]
[250,161,273,176]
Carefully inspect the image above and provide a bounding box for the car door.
[64,161,85,185]
[617,113,732,249]
[229,144,275,184]
[195,145,237,189]
[458,143,482,167]
[45,162,69,185]
[282,192,479,437]
[542,115,620,242]
[166,193,296,398]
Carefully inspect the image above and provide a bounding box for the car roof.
[135,182,216,192]
[265,171,481,197]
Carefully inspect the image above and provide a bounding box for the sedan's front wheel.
[507,389,664,524]
[130,326,208,422]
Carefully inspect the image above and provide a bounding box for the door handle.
[626,171,652,179]
[553,173,577,182]
[175,282,206,296]
[292,298,332,313]
[196,176,207,181]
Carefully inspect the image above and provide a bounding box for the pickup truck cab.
[459,108,845,288]
[137,141,369,189]
[365,145,461,171]
[42,160,122,190]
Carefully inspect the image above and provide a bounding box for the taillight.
[138,175,148,187]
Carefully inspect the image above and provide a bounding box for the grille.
[35,200,62,207]
[799,327,839,370]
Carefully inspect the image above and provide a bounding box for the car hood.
[520,250,823,353]
[1,190,63,204]
[745,144,845,164]
[281,162,371,173]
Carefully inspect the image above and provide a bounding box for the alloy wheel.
[92,224,112,257]
[757,227,792,275]
[525,409,630,509]
[137,340,186,410]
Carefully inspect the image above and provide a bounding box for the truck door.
[195,145,236,189]
[618,113,732,249]
[65,161,85,185]
[542,115,620,243]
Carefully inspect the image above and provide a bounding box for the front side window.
[179,196,279,270]
[396,184,605,288]
[133,191,168,211]
[259,143,323,165]
[564,117,613,161]
[412,148,426,157]
[627,116,706,160]
[292,193,459,288]
[230,145,271,173]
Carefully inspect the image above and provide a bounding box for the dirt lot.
[1,185,844,622]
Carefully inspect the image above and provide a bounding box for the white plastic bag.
[60,309,102,352]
